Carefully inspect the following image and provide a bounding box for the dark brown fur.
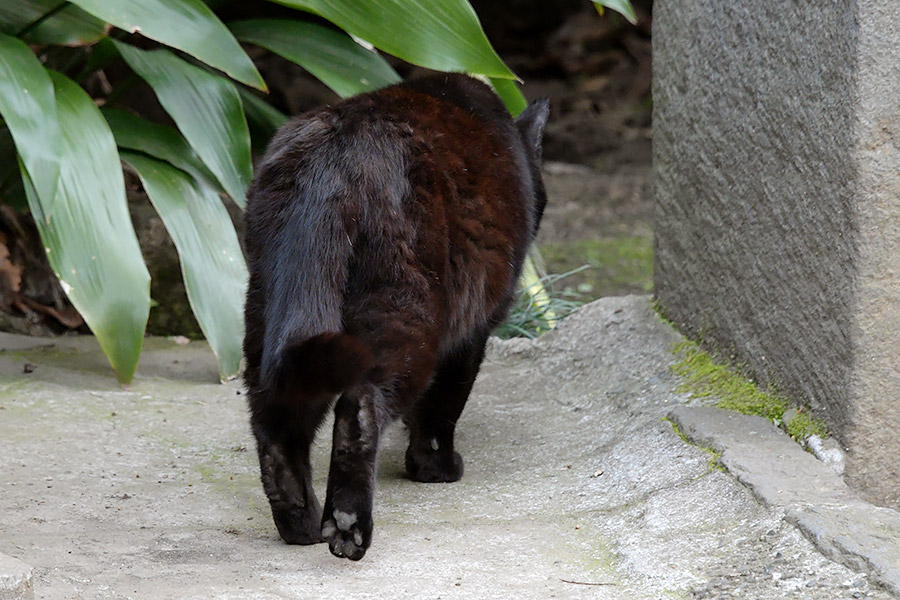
[242,73,548,560]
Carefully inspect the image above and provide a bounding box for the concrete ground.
[1,296,898,600]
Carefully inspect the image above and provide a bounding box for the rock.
[807,435,846,476]
[0,553,34,600]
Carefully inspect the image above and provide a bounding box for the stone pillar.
[653,0,900,507]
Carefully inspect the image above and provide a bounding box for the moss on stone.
[785,410,828,441]
[669,340,829,442]
[662,416,725,476]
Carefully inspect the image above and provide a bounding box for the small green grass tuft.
[669,340,828,442]
[496,265,588,339]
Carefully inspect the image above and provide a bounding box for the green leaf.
[592,0,637,24]
[0,0,107,45]
[24,71,150,384]
[121,151,247,380]
[102,108,222,193]
[238,88,288,133]
[230,19,400,98]
[0,32,61,212]
[67,0,266,90]
[114,41,252,207]
[26,3,108,46]
[489,77,527,116]
[0,0,63,34]
[269,0,516,80]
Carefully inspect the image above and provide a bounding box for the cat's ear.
[515,98,550,161]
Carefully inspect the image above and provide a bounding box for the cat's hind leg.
[250,393,331,545]
[404,330,490,483]
[320,382,384,560]
[321,337,441,559]
[250,332,373,546]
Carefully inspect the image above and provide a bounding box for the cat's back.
[364,74,532,199]
[249,75,503,206]
[248,73,536,261]
[357,75,537,253]
[255,73,528,191]
[243,74,548,390]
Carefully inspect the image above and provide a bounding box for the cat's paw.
[405,447,464,483]
[258,442,323,545]
[271,502,324,545]
[321,506,372,560]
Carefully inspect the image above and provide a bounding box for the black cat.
[242,73,548,560]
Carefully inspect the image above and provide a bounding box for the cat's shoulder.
[319,73,509,132]
[386,73,509,125]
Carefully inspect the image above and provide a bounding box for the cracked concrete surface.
[0,296,896,599]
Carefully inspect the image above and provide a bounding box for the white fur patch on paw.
[321,520,337,538]
[324,508,367,559]
[333,509,357,531]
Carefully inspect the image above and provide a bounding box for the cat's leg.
[320,298,441,558]
[405,330,490,483]
[244,280,325,544]
[250,394,331,545]
[320,382,384,560]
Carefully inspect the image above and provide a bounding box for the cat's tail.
[254,193,374,397]
[268,332,374,397]
[251,127,374,397]
[249,110,403,399]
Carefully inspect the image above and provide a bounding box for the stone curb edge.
[668,406,900,598]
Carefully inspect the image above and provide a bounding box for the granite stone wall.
[653,0,900,507]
